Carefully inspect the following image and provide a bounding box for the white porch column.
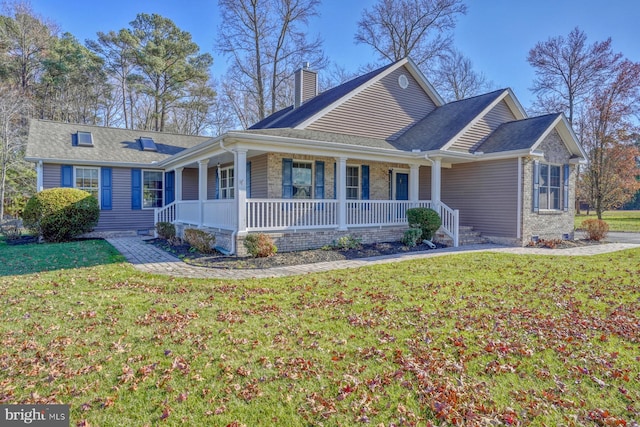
[409,163,420,204]
[235,149,247,234]
[175,167,183,202]
[336,156,347,230]
[198,159,209,226]
[430,157,442,210]
[36,161,43,192]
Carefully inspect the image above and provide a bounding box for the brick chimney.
[294,62,318,108]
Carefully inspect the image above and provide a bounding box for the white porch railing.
[159,198,460,247]
[437,203,460,247]
[176,200,200,225]
[202,200,236,229]
[155,201,176,224]
[346,200,432,227]
[247,199,338,230]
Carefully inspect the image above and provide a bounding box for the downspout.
[219,138,236,255]
[517,156,522,241]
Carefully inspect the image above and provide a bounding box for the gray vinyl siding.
[451,100,516,153]
[182,168,198,200]
[418,167,432,200]
[441,159,518,238]
[307,66,437,139]
[250,154,268,198]
[207,167,216,199]
[42,164,155,232]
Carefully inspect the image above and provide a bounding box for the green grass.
[0,241,639,426]
[575,210,640,232]
[0,239,124,275]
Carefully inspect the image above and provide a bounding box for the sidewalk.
[105,237,640,280]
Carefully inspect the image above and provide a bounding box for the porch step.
[434,225,488,246]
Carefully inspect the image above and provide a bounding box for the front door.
[395,173,409,200]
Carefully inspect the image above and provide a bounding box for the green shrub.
[581,219,609,241]
[406,207,441,241]
[22,188,99,242]
[401,228,423,247]
[156,222,176,240]
[332,234,362,250]
[183,228,216,254]
[244,233,277,257]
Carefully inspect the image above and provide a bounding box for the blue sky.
[28,0,640,109]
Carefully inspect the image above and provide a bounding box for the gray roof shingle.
[475,113,561,153]
[390,89,506,152]
[26,120,211,165]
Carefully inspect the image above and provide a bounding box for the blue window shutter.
[214,167,220,199]
[246,161,252,198]
[333,163,336,199]
[532,160,540,213]
[61,165,73,187]
[314,161,324,199]
[361,165,369,200]
[101,168,112,210]
[563,164,569,211]
[165,171,175,205]
[282,158,293,198]
[131,169,142,210]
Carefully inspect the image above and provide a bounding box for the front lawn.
[0,238,124,275]
[0,241,638,426]
[575,210,640,232]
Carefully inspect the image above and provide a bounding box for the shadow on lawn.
[0,238,125,276]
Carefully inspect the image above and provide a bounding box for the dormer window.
[76,131,93,147]
[139,137,157,152]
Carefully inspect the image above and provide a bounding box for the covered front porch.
[154,133,461,254]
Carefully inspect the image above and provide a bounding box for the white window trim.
[292,160,314,199]
[74,166,100,208]
[346,164,361,200]
[220,166,235,200]
[538,162,562,212]
[142,169,164,210]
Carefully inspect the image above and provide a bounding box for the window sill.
[537,209,565,215]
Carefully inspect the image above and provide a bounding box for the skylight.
[76,131,94,147]
[139,137,158,152]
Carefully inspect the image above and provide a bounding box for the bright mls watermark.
[0,405,69,427]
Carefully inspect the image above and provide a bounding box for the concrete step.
[434,225,488,246]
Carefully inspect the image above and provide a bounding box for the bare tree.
[527,27,620,125]
[0,85,30,219]
[217,0,326,125]
[433,49,492,101]
[578,59,640,218]
[0,1,57,93]
[354,0,466,71]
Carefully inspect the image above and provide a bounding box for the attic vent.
[76,131,93,147]
[139,137,157,152]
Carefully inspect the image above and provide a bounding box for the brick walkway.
[105,237,640,280]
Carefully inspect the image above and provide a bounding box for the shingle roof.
[26,120,211,165]
[390,89,506,151]
[249,62,397,130]
[475,113,561,153]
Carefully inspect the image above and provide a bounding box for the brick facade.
[520,130,577,245]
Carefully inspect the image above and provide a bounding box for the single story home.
[25,57,587,255]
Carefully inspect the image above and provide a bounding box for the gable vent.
[139,137,157,152]
[74,131,94,147]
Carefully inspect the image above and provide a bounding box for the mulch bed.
[147,238,447,270]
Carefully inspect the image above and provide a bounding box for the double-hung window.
[143,170,163,208]
[75,167,99,199]
[292,161,312,199]
[220,167,234,199]
[346,166,360,200]
[539,163,561,210]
